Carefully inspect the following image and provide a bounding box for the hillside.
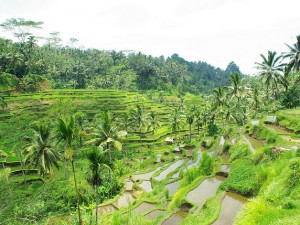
[1,90,300,225]
[0,36,242,94]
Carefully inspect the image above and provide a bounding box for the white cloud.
[0,0,299,74]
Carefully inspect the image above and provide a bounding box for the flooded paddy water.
[143,209,165,220]
[186,176,225,210]
[132,202,155,214]
[113,192,135,209]
[155,160,184,181]
[165,179,181,196]
[162,210,188,225]
[138,180,152,192]
[132,167,161,181]
[212,192,247,225]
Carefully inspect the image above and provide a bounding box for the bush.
[229,143,251,162]
[221,159,260,196]
[198,153,213,176]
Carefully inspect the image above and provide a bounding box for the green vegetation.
[0,17,300,225]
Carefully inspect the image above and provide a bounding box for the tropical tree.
[24,124,60,177]
[147,111,161,147]
[283,35,300,73]
[213,87,227,130]
[169,107,183,143]
[86,148,112,225]
[130,105,147,151]
[55,115,82,224]
[85,110,123,162]
[75,111,87,147]
[255,51,287,111]
[194,111,202,135]
[227,72,245,110]
[247,85,261,117]
[186,113,194,142]
[118,112,131,137]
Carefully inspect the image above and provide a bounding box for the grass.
[220,159,260,196]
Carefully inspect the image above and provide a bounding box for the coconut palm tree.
[186,113,194,142]
[255,51,287,111]
[213,87,227,130]
[85,110,123,162]
[283,35,300,73]
[75,111,87,147]
[227,72,245,110]
[24,124,60,177]
[86,148,112,225]
[194,111,202,135]
[247,86,262,117]
[169,107,183,143]
[55,115,82,224]
[147,111,161,148]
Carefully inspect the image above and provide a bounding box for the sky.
[0,0,299,75]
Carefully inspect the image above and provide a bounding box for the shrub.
[229,143,251,162]
[221,159,260,196]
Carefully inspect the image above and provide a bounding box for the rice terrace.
[0,2,300,224]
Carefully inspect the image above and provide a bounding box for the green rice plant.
[229,143,251,163]
[221,159,260,196]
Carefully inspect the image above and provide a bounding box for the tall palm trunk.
[189,124,192,143]
[139,126,142,151]
[152,130,155,149]
[107,142,111,163]
[71,160,82,224]
[95,186,99,225]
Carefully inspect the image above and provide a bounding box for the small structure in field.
[165,137,174,144]
[266,116,277,123]
[251,120,259,125]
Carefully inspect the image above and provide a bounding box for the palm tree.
[86,148,112,225]
[194,111,202,135]
[255,51,287,111]
[169,107,183,143]
[147,111,161,148]
[85,110,123,162]
[118,112,131,138]
[75,111,87,147]
[283,35,300,73]
[247,86,261,117]
[55,115,82,224]
[227,72,244,110]
[186,113,194,142]
[213,87,227,130]
[24,124,60,177]
[130,105,147,151]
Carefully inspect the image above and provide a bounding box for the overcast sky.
[0,0,299,74]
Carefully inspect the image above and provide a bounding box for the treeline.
[0,18,241,94]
